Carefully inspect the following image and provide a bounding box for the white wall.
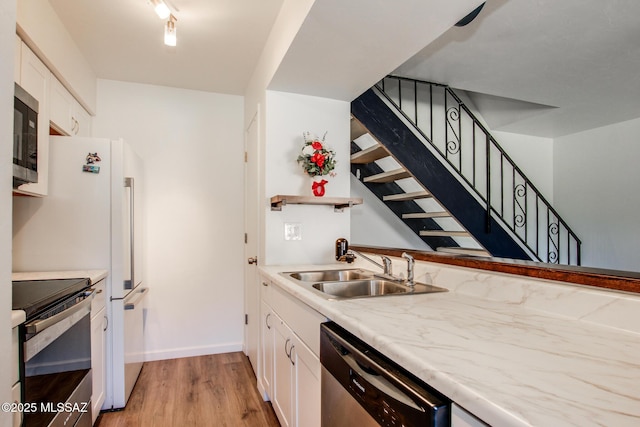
[1,0,17,424]
[93,79,245,360]
[492,130,554,202]
[350,176,431,250]
[264,91,351,264]
[554,117,640,271]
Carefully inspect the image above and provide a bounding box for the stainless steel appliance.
[13,278,95,427]
[320,322,451,427]
[12,136,148,410]
[13,83,39,188]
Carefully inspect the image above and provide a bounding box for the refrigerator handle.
[124,177,135,290]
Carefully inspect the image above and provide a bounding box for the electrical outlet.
[284,223,302,241]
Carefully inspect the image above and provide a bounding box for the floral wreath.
[297,131,336,178]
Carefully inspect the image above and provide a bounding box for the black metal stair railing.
[375,76,581,265]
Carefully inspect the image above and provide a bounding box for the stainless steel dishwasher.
[320,322,450,427]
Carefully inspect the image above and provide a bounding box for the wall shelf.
[270,195,363,212]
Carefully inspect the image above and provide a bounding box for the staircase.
[351,76,581,265]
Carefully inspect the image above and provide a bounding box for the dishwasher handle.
[320,322,451,427]
[324,326,424,412]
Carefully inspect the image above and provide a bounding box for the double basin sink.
[283,269,448,300]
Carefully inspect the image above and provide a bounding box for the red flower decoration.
[311,141,323,150]
[311,152,325,168]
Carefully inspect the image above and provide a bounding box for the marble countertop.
[260,263,640,427]
[12,269,108,285]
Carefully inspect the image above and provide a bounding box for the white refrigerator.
[12,136,148,410]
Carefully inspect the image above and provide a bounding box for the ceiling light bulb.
[164,17,177,46]
[152,0,171,19]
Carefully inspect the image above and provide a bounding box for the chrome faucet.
[402,252,415,287]
[335,239,402,281]
[381,256,393,276]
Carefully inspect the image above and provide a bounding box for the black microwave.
[13,83,39,188]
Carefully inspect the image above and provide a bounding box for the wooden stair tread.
[350,117,368,141]
[420,230,469,237]
[364,168,411,183]
[402,211,450,219]
[351,144,389,164]
[383,191,431,202]
[436,247,491,257]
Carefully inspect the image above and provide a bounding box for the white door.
[244,107,261,370]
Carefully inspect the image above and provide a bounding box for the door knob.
[247,256,258,265]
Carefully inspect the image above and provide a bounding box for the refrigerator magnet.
[83,165,100,174]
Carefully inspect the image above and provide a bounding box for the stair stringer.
[352,88,532,260]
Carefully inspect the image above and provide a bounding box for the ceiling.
[49,0,285,95]
[395,0,640,137]
[49,0,640,138]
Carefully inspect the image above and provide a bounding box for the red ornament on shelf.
[312,179,328,197]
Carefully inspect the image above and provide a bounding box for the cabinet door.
[291,334,321,427]
[260,300,275,399]
[452,403,489,427]
[16,43,50,196]
[91,307,107,424]
[272,314,294,427]
[14,35,22,83]
[73,103,92,137]
[49,76,74,135]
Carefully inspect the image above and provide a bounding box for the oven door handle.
[25,290,95,335]
[24,290,95,362]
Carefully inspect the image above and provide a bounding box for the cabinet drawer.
[91,279,106,316]
[268,284,326,356]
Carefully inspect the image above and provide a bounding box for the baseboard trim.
[143,342,243,362]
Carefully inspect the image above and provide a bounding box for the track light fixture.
[150,0,171,19]
[164,15,177,46]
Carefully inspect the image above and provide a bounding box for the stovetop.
[12,278,91,319]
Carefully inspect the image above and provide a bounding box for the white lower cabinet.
[291,333,321,427]
[12,324,22,427]
[260,300,275,399]
[259,277,323,427]
[90,281,107,424]
[273,313,294,427]
[452,403,489,427]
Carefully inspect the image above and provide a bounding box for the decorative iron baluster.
[373,75,581,265]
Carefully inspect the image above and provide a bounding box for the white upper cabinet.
[50,76,92,137]
[14,34,21,83]
[15,41,50,197]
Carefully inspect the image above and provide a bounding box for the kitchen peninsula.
[259,252,640,427]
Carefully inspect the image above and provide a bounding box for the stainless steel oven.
[13,278,95,427]
[13,83,39,188]
[320,322,451,427]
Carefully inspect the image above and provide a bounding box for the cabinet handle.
[285,338,291,357]
[103,315,109,332]
[265,313,271,329]
[95,288,103,294]
[262,282,268,287]
[289,345,296,366]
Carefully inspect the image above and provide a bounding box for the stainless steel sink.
[288,269,374,282]
[311,279,448,300]
[282,269,448,300]
[312,279,408,298]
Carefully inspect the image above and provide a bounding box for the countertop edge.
[12,269,109,285]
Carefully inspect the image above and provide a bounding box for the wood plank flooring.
[96,352,280,427]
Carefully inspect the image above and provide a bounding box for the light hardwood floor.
[96,353,280,427]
